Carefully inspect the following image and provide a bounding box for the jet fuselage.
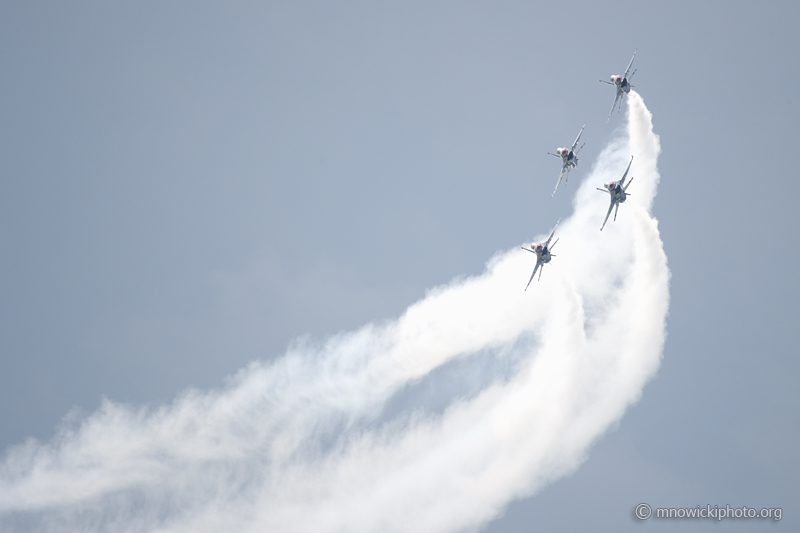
[532,243,552,264]
[604,181,628,203]
[556,148,578,168]
[610,74,631,93]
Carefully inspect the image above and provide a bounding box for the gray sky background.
[1,1,798,531]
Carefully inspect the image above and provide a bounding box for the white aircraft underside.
[601,49,637,122]
[597,155,634,231]
[521,218,560,289]
[549,123,585,196]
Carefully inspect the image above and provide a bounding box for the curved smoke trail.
[0,92,668,533]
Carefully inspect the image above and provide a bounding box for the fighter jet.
[600,49,637,122]
[521,218,560,290]
[597,156,633,231]
[548,123,585,196]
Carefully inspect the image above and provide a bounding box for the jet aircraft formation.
[524,50,638,290]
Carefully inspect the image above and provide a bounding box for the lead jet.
[597,156,633,231]
[522,218,560,290]
[600,49,637,122]
[548,123,585,196]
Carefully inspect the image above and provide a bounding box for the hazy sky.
[1,1,798,531]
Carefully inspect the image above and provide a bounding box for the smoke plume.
[0,92,668,532]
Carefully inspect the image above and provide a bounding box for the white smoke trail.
[0,92,668,533]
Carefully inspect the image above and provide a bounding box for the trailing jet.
[597,156,633,231]
[600,49,637,122]
[522,218,560,290]
[548,123,585,196]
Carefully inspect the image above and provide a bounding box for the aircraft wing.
[607,91,621,123]
[545,218,561,246]
[525,260,542,291]
[620,155,633,186]
[552,166,567,196]
[571,123,586,151]
[600,199,615,231]
[624,49,637,79]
